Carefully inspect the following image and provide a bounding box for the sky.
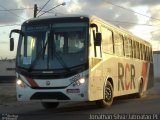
[0,0,160,59]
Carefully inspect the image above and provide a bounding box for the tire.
[137,80,144,98]
[41,102,59,109]
[96,81,114,108]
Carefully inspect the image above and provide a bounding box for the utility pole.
[33,4,38,18]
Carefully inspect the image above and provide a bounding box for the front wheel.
[41,102,59,109]
[96,81,113,107]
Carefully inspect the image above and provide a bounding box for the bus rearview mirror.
[95,32,102,46]
[10,38,14,51]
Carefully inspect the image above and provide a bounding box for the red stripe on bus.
[26,77,39,87]
[141,63,148,83]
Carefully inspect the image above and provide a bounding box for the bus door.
[90,23,102,58]
[89,23,103,100]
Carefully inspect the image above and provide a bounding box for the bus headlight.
[79,78,85,84]
[17,79,22,85]
[73,78,86,87]
[16,79,27,88]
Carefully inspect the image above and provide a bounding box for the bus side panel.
[103,57,140,97]
[110,58,152,97]
[146,63,154,90]
[88,55,153,101]
[140,61,154,95]
[88,58,104,101]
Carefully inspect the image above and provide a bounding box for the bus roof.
[90,15,152,46]
[25,14,90,22]
[24,14,152,46]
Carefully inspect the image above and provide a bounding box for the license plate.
[66,89,80,93]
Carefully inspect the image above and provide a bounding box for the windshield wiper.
[28,38,49,72]
[51,32,70,73]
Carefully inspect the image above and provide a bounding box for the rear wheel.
[96,81,113,107]
[41,102,59,109]
[137,80,144,98]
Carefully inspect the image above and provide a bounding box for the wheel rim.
[105,84,112,102]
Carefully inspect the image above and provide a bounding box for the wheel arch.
[136,76,145,98]
[139,76,144,88]
[104,76,114,90]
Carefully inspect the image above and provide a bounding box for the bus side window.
[124,37,132,58]
[136,42,140,59]
[146,47,148,61]
[144,45,147,61]
[142,44,145,60]
[101,27,113,54]
[140,44,143,60]
[114,32,124,56]
[132,40,136,58]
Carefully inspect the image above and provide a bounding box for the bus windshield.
[17,22,88,71]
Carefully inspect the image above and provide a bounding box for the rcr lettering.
[118,63,136,91]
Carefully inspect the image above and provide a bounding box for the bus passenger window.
[144,46,147,61]
[132,41,136,58]
[136,42,140,59]
[124,37,132,58]
[140,44,143,60]
[114,32,124,56]
[101,27,113,54]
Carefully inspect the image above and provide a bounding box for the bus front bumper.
[16,80,88,102]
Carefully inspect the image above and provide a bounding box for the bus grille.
[30,92,70,100]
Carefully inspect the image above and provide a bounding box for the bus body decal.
[118,63,125,90]
[141,63,148,84]
[26,77,39,87]
[130,64,136,89]
[118,63,135,91]
[125,64,130,90]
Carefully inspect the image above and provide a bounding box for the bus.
[9,15,154,108]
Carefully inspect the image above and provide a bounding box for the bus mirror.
[95,32,102,46]
[9,29,22,38]
[10,38,14,51]
[9,29,23,51]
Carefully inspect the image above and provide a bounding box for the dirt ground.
[0,83,16,105]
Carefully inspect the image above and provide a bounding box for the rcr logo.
[118,63,136,91]
[46,81,51,86]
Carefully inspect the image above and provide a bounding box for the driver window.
[68,32,84,53]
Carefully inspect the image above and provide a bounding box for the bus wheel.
[41,102,59,109]
[96,81,113,107]
[137,80,144,98]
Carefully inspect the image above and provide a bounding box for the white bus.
[9,15,153,108]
